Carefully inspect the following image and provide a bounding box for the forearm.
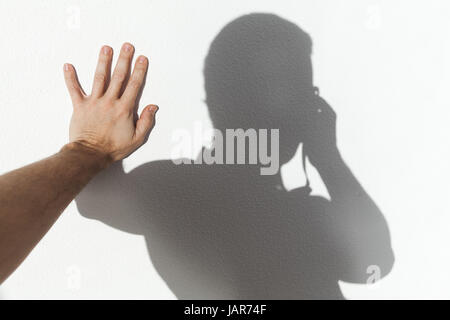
[0,43,157,284]
[317,150,389,229]
[315,150,376,206]
[315,150,394,279]
[304,95,393,280]
[0,142,110,283]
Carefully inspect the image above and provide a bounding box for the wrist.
[60,141,113,171]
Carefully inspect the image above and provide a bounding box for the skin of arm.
[0,43,158,284]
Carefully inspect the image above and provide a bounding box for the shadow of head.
[205,13,316,164]
[76,13,394,299]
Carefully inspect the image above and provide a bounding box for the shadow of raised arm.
[303,94,394,283]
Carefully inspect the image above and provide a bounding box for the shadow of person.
[76,13,394,299]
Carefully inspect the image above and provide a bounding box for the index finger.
[120,55,148,105]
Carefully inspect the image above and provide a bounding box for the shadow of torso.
[78,159,348,299]
[77,13,394,299]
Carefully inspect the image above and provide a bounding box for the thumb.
[135,104,158,144]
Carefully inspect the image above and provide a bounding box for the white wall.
[0,0,450,299]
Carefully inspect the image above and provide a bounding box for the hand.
[303,94,338,167]
[63,43,158,163]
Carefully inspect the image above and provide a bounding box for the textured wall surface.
[1,0,450,299]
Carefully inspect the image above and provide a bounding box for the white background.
[1,0,450,299]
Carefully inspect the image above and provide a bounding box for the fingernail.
[64,63,70,71]
[149,105,159,113]
[102,46,111,55]
[138,56,147,64]
[123,43,133,52]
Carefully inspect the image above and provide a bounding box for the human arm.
[0,43,158,284]
[303,94,394,282]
